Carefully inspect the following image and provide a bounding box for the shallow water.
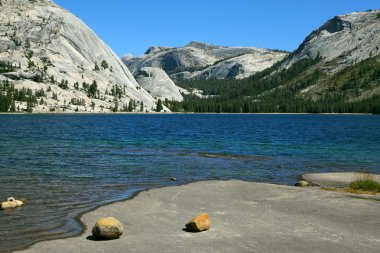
[0,114,379,252]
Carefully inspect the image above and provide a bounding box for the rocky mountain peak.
[185,41,222,51]
[122,54,134,62]
[321,16,352,34]
[0,0,51,5]
[144,46,169,55]
[281,10,380,70]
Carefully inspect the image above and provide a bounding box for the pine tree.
[94,62,100,71]
[101,60,109,70]
[128,100,133,112]
[88,80,98,98]
[140,101,144,112]
[156,99,163,112]
[113,101,118,112]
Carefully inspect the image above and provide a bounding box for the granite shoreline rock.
[19,179,380,253]
[185,213,211,232]
[295,180,310,187]
[301,172,380,188]
[0,197,24,210]
[92,217,124,240]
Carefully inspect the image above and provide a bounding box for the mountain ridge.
[166,10,380,114]
[1,3,379,113]
[124,42,288,81]
[281,10,380,72]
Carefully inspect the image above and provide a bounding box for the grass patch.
[349,174,380,194]
[322,174,380,195]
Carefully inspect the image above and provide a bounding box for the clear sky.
[53,0,379,57]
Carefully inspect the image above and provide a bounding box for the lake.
[0,114,379,252]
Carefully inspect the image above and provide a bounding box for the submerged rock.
[0,197,24,210]
[92,217,124,239]
[185,213,211,232]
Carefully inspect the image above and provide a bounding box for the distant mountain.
[123,41,288,81]
[166,10,380,114]
[2,2,378,114]
[0,0,157,113]
[275,10,380,102]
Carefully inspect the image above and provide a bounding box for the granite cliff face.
[275,10,380,101]
[124,42,288,81]
[281,10,380,72]
[0,0,157,112]
[134,67,186,102]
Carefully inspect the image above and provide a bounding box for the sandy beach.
[18,179,380,253]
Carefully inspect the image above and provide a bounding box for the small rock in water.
[92,217,124,239]
[295,181,310,187]
[185,213,211,232]
[170,177,177,181]
[0,197,24,210]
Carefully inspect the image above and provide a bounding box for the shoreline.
[18,177,380,253]
[6,173,379,252]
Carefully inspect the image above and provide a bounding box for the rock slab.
[20,180,380,253]
[302,172,380,188]
[295,180,310,187]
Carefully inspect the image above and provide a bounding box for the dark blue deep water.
[0,114,379,252]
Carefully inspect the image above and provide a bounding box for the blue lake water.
[0,114,379,252]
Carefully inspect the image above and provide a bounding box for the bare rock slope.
[281,10,380,71]
[275,10,380,101]
[134,67,186,102]
[124,41,287,81]
[0,0,157,113]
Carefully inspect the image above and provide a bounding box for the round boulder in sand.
[92,217,124,239]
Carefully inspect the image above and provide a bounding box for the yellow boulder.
[1,197,24,210]
[185,213,211,232]
[92,217,124,239]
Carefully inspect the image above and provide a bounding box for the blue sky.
[54,0,379,57]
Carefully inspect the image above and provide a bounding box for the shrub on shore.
[349,174,380,194]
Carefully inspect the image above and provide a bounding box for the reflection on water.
[0,114,379,252]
